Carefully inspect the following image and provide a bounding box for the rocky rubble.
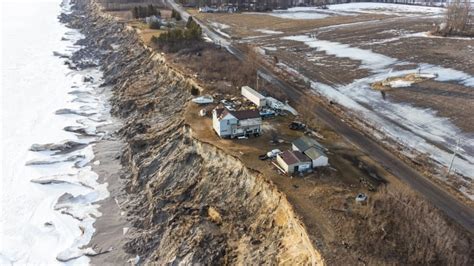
[63,0,323,264]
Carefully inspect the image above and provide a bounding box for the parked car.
[289,121,306,130]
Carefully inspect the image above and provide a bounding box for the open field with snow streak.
[195,3,474,199]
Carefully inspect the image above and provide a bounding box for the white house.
[292,136,328,167]
[276,150,312,175]
[241,86,266,108]
[212,107,262,138]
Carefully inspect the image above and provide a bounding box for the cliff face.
[66,0,322,264]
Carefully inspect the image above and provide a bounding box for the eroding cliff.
[65,0,322,264]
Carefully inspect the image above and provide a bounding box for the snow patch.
[255,29,283,35]
[283,35,397,70]
[267,10,330,20]
[328,3,445,16]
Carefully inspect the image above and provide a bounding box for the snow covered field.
[328,3,445,16]
[265,3,445,20]
[280,34,474,198]
[1,0,110,263]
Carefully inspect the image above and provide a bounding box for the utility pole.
[446,138,461,179]
[256,71,259,91]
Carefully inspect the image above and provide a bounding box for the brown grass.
[442,0,474,36]
[172,44,258,95]
[352,186,473,265]
[192,11,388,38]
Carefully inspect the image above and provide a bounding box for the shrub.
[131,5,160,19]
[171,9,182,21]
[149,20,161,30]
[436,0,473,36]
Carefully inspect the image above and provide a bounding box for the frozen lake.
[1,0,109,264]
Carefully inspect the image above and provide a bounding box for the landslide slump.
[70,0,322,264]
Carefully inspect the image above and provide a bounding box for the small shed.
[292,136,328,168]
[241,86,266,107]
[276,150,311,174]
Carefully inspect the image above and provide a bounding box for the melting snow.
[210,22,231,38]
[283,35,397,70]
[262,8,332,20]
[328,3,445,16]
[255,29,284,35]
[276,34,474,197]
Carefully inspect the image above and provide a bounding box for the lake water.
[1,0,109,264]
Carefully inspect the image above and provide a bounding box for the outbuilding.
[276,150,311,174]
[241,86,266,107]
[292,136,328,167]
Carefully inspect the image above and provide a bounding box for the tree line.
[131,5,160,19]
[151,17,203,52]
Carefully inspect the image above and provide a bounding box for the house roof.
[231,109,260,120]
[215,107,260,121]
[304,147,326,160]
[292,136,324,152]
[214,108,226,119]
[278,150,311,165]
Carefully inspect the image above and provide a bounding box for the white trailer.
[241,86,266,108]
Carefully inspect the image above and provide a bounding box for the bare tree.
[439,0,473,36]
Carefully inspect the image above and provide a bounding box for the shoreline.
[58,0,130,263]
[88,116,129,265]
